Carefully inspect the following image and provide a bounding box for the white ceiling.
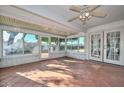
[16,5,83,32]
[16,5,124,31]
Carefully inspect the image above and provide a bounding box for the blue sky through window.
[24,34,38,43]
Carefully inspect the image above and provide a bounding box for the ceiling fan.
[68,5,107,25]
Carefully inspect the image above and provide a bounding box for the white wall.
[0,25,65,68]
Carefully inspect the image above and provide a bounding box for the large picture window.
[67,37,85,52]
[3,30,39,56]
[79,37,85,52]
[50,37,58,52]
[59,38,65,51]
[3,31,23,56]
[24,33,39,54]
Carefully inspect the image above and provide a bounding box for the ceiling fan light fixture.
[85,12,90,17]
[68,5,106,24]
[79,15,82,19]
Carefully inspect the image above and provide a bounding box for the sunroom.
[0,5,124,87]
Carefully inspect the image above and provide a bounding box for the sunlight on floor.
[47,64,67,69]
[64,59,78,63]
[91,65,102,70]
[16,69,76,87]
[47,64,71,71]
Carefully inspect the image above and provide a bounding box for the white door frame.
[88,28,123,66]
[104,29,122,64]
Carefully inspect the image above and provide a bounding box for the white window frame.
[2,29,40,58]
[59,38,66,51]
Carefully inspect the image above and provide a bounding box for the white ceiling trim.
[0,15,75,36]
[0,5,80,36]
[13,5,81,32]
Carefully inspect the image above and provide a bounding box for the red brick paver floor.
[0,57,124,87]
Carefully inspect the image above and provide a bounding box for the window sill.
[2,54,39,59]
[67,51,86,54]
[50,51,65,54]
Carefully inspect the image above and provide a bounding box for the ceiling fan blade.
[69,5,80,13]
[89,5,101,12]
[91,10,107,18]
[68,16,79,22]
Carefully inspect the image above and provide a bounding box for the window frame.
[2,30,39,57]
[1,29,85,58]
[66,36,85,53]
[78,36,85,53]
[41,36,49,53]
[71,37,79,52]
[40,36,50,58]
[23,33,39,54]
[66,38,72,51]
[59,38,65,51]
[50,37,59,53]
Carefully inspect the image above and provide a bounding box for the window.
[79,37,85,52]
[59,38,65,51]
[66,37,85,52]
[24,33,39,54]
[72,38,78,51]
[3,31,23,56]
[67,38,72,50]
[50,37,58,52]
[41,37,49,58]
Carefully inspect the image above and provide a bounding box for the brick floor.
[0,57,124,87]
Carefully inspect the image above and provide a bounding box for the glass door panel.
[90,31,121,64]
[90,32,103,61]
[105,31,120,61]
[91,34,101,58]
[41,37,49,58]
